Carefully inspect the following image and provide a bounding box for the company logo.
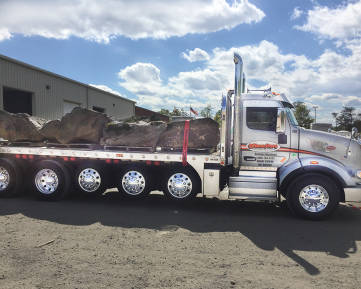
[247,141,280,152]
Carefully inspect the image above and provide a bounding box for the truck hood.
[299,128,361,168]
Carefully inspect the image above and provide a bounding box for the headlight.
[356,170,361,179]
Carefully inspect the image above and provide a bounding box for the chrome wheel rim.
[299,184,329,213]
[0,167,10,191]
[122,171,145,195]
[35,169,59,194]
[78,168,101,192]
[167,173,192,199]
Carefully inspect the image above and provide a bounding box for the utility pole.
[313,106,318,123]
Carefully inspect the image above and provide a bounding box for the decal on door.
[242,141,284,167]
[246,141,280,152]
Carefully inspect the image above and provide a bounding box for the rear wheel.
[75,163,107,196]
[163,167,200,201]
[0,158,23,197]
[32,160,71,201]
[117,165,151,198]
[286,174,340,220]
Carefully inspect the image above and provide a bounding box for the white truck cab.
[219,53,361,219]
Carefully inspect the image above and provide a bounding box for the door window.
[246,107,277,131]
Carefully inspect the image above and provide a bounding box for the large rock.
[39,119,61,142]
[156,118,220,149]
[101,121,167,147]
[0,110,45,142]
[41,107,111,144]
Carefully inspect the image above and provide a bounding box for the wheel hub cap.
[167,173,192,199]
[78,168,101,192]
[35,169,59,194]
[122,171,145,195]
[299,184,329,213]
[0,167,10,191]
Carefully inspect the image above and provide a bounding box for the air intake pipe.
[233,53,244,173]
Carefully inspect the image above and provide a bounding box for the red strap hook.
[182,120,190,166]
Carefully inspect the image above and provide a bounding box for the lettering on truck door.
[241,106,291,168]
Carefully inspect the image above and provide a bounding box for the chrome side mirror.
[351,127,358,139]
[276,108,286,133]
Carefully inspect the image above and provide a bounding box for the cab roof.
[241,92,294,108]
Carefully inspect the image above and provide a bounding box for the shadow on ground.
[1,192,360,276]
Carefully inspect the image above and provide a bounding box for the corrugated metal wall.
[88,89,134,120]
[0,57,135,120]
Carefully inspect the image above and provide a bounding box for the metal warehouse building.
[0,54,135,120]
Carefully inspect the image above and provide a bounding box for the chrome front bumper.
[345,186,361,203]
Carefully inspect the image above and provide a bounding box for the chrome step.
[228,170,278,200]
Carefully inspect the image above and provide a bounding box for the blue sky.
[0,0,360,122]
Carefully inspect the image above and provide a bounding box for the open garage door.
[63,100,80,115]
[3,87,33,115]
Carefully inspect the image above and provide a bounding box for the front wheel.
[163,167,200,201]
[286,174,340,220]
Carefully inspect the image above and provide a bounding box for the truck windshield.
[285,107,299,126]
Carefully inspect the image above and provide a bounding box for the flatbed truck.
[1,54,360,219]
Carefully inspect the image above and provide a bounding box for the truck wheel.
[163,167,200,201]
[32,160,71,201]
[75,163,107,196]
[117,166,151,198]
[0,158,23,197]
[286,174,340,220]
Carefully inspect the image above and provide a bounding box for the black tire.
[32,160,71,201]
[162,167,200,201]
[286,174,340,220]
[0,158,23,198]
[74,162,107,196]
[117,165,151,198]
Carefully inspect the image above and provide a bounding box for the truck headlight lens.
[357,170,361,179]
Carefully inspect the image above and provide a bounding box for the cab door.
[240,104,291,169]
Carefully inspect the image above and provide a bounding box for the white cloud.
[0,0,265,43]
[117,40,361,122]
[296,1,361,40]
[182,48,210,62]
[118,63,161,84]
[89,84,122,96]
[290,7,303,20]
[0,28,11,41]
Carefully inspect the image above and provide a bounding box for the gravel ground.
[0,192,361,289]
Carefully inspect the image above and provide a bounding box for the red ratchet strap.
[182,120,190,166]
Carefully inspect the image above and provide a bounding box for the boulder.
[156,118,220,149]
[0,110,45,142]
[43,107,111,144]
[101,120,167,147]
[39,119,61,142]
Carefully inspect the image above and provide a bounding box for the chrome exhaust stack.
[232,53,244,172]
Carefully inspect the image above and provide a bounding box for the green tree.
[214,110,222,126]
[200,105,212,118]
[354,119,361,132]
[334,106,356,131]
[159,108,170,116]
[293,102,314,129]
[170,107,182,116]
[159,107,185,117]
